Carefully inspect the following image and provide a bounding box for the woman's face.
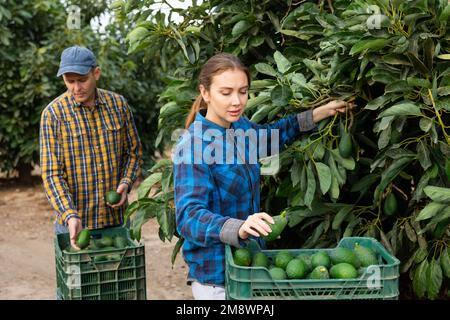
[200,68,249,128]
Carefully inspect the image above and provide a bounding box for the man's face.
[63,67,100,104]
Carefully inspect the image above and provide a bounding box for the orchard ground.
[0,173,191,300]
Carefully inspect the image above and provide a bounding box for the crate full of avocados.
[55,226,146,300]
[225,237,400,300]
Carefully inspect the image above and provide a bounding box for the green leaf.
[406,52,430,75]
[417,140,432,170]
[280,29,312,41]
[305,162,316,209]
[424,186,450,203]
[419,118,433,132]
[137,172,162,199]
[426,259,443,300]
[440,248,450,279]
[350,174,379,192]
[314,162,331,194]
[439,4,450,21]
[365,95,393,110]
[250,104,273,123]
[437,54,450,60]
[273,51,292,74]
[254,63,277,77]
[416,202,446,221]
[161,168,172,194]
[246,94,271,112]
[413,259,429,298]
[332,206,353,230]
[378,102,422,118]
[271,85,293,107]
[231,20,252,37]
[290,160,302,187]
[171,237,185,265]
[150,159,173,172]
[349,38,390,55]
[407,77,431,88]
[330,149,355,170]
[414,247,428,263]
[374,157,414,201]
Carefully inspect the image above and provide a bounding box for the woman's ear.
[199,84,210,104]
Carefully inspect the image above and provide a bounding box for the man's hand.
[238,212,275,240]
[67,216,82,250]
[312,100,356,123]
[109,183,128,209]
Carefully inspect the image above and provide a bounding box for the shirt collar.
[195,109,230,133]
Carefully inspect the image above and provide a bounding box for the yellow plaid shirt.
[40,88,142,229]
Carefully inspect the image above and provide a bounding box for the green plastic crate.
[55,226,147,300]
[225,237,400,300]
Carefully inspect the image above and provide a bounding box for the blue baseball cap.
[57,46,97,77]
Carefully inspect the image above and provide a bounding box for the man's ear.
[199,84,210,104]
[93,67,101,81]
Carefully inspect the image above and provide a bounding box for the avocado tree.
[120,0,450,299]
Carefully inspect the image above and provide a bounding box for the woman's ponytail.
[185,95,207,129]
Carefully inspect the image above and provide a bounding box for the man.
[40,46,142,250]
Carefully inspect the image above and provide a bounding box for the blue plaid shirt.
[173,109,315,286]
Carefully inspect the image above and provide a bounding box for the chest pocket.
[101,118,123,153]
[60,121,89,158]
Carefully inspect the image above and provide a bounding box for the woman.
[173,53,353,300]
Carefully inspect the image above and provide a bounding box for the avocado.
[353,243,378,267]
[76,229,90,249]
[252,252,269,268]
[311,251,331,269]
[338,132,353,158]
[274,251,294,270]
[297,254,313,273]
[261,211,288,242]
[330,247,361,268]
[98,236,114,248]
[113,236,128,248]
[383,193,397,216]
[106,190,121,205]
[233,248,252,267]
[269,267,287,280]
[330,262,358,279]
[285,258,307,279]
[93,255,109,263]
[107,254,122,261]
[309,266,330,279]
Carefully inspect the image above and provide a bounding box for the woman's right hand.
[238,212,275,240]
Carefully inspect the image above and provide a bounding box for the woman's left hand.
[312,100,355,123]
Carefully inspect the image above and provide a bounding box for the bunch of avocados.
[63,229,130,262]
[233,242,379,281]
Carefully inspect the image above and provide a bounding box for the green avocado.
[261,211,288,242]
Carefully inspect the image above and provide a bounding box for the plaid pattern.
[173,109,314,286]
[40,88,142,229]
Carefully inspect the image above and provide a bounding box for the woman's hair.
[185,53,251,128]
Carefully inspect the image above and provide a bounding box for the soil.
[0,177,192,300]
